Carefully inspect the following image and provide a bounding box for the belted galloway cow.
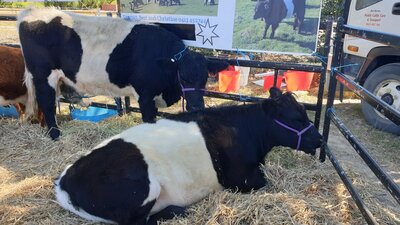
[254,0,306,39]
[17,8,228,140]
[55,88,323,225]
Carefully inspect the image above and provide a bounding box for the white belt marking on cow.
[284,0,294,18]
[141,174,161,207]
[116,119,223,215]
[17,7,73,27]
[68,13,142,98]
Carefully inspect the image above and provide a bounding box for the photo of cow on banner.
[121,0,322,54]
[119,0,218,15]
[233,0,321,54]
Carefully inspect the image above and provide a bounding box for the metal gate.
[320,1,400,224]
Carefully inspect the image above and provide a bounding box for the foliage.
[0,0,116,9]
[120,0,217,15]
[321,0,344,20]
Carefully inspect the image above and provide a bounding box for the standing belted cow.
[254,0,306,39]
[17,8,228,140]
[55,88,323,225]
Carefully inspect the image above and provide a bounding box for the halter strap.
[274,120,314,150]
[177,71,205,111]
[173,46,188,61]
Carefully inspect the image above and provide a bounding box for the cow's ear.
[261,98,278,116]
[269,87,282,98]
[206,59,229,75]
[157,58,178,71]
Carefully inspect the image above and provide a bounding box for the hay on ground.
[0,99,399,225]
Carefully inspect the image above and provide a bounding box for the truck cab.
[343,0,400,135]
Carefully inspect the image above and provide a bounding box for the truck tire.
[361,63,400,135]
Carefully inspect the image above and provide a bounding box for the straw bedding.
[0,109,399,225]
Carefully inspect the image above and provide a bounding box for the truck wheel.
[361,63,400,135]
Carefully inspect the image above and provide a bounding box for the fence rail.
[321,5,400,224]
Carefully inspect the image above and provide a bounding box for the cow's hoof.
[143,118,156,123]
[49,128,61,141]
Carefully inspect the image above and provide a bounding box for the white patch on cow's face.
[18,7,73,27]
[117,119,223,215]
[54,165,117,224]
[153,94,167,108]
[0,94,27,106]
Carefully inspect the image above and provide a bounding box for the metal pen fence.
[320,15,400,225]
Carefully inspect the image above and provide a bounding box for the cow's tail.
[23,68,38,121]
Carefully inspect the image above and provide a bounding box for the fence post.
[320,18,344,162]
[314,19,333,129]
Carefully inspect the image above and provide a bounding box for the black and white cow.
[55,88,322,225]
[17,8,228,140]
[284,0,306,33]
[254,0,306,39]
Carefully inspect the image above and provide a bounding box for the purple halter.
[274,119,314,150]
[177,70,205,111]
[172,46,206,111]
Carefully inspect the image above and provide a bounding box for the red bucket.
[284,71,314,91]
[219,67,240,93]
[263,75,283,91]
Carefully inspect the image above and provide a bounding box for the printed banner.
[2,0,78,1]
[120,0,322,54]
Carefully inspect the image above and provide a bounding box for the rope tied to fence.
[332,63,359,71]
[311,52,328,66]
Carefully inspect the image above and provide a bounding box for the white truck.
[343,0,400,135]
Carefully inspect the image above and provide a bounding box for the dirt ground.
[0,19,399,224]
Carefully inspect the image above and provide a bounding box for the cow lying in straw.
[55,88,322,225]
[17,8,228,140]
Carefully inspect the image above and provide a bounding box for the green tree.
[321,0,344,20]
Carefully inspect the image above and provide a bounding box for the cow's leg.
[263,23,270,39]
[297,19,303,34]
[270,23,278,39]
[34,79,59,140]
[138,95,158,123]
[294,17,298,31]
[147,205,187,225]
[14,103,25,121]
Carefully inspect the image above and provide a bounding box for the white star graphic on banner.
[197,19,219,46]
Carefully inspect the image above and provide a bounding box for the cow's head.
[263,88,322,154]
[177,51,228,111]
[253,0,272,20]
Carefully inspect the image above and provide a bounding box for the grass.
[233,0,321,54]
[119,0,218,16]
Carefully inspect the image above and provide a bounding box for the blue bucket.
[71,106,118,123]
[0,105,19,118]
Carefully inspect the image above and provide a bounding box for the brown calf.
[0,45,45,126]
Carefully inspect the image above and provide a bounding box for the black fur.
[18,10,229,140]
